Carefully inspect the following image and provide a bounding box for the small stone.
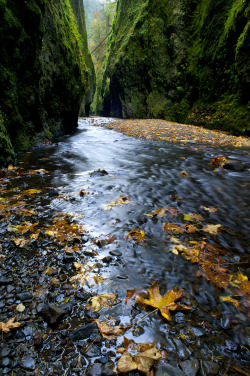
[42,305,66,325]
[180,359,199,376]
[16,303,25,312]
[102,256,113,263]
[16,292,33,301]
[49,189,59,197]
[190,327,206,337]
[116,275,128,280]
[0,357,11,368]
[76,292,91,301]
[99,356,109,364]
[219,316,232,329]
[7,285,15,293]
[34,332,43,348]
[20,356,35,371]
[156,363,186,376]
[225,339,238,352]
[63,255,75,263]
[109,250,122,257]
[0,277,12,286]
[173,339,192,360]
[200,361,220,375]
[69,323,98,341]
[2,368,11,375]
[0,348,11,358]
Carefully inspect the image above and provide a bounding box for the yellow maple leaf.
[136,280,191,320]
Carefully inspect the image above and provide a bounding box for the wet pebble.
[42,305,66,325]
[155,362,185,376]
[16,292,33,301]
[0,348,11,358]
[0,357,12,368]
[180,359,199,376]
[190,326,206,337]
[69,323,98,341]
[85,363,103,376]
[49,189,59,197]
[20,355,35,371]
[172,338,192,360]
[225,339,238,352]
[240,346,250,361]
[199,360,220,375]
[102,256,113,263]
[109,250,122,257]
[0,277,12,285]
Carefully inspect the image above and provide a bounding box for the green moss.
[0,111,15,165]
[0,0,94,164]
[99,0,249,135]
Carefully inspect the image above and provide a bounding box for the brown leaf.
[115,338,162,376]
[203,224,222,235]
[0,317,22,333]
[212,156,228,168]
[136,280,191,320]
[163,223,183,234]
[93,319,131,340]
[126,229,145,243]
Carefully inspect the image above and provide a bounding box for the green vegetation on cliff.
[0,0,94,165]
[100,0,250,135]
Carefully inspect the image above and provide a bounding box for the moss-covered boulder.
[0,0,94,165]
[100,0,250,135]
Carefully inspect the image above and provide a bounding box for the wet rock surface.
[0,118,249,375]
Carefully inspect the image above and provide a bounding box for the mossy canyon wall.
[0,0,95,165]
[100,0,250,135]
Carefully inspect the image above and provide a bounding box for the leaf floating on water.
[126,229,145,243]
[102,196,132,210]
[136,280,191,321]
[212,156,228,168]
[93,319,131,340]
[86,293,117,312]
[163,223,183,234]
[203,224,222,235]
[184,224,200,233]
[0,317,22,333]
[183,212,204,221]
[201,206,218,213]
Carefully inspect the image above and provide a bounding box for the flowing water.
[1,117,250,375]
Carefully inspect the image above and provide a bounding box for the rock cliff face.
[0,0,94,165]
[101,0,250,135]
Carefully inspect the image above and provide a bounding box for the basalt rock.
[0,0,95,165]
[100,0,249,136]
